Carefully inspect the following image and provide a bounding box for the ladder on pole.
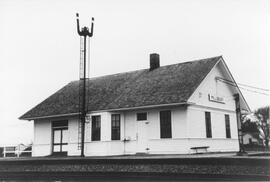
[78,36,85,150]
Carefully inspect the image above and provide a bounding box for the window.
[91,115,101,141]
[111,114,120,140]
[137,112,147,121]
[205,112,212,138]
[225,114,231,138]
[52,120,68,128]
[160,110,172,138]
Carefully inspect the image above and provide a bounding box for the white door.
[136,121,149,153]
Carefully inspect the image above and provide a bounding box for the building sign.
[208,94,224,104]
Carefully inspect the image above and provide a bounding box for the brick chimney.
[150,53,160,71]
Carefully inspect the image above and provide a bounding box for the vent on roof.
[150,53,160,71]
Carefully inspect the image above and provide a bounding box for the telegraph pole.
[76,13,94,157]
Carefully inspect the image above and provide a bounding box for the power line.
[216,77,270,92]
[217,79,270,96]
[219,79,269,96]
[239,86,270,96]
[237,82,270,92]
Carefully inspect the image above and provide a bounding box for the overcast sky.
[0,0,269,145]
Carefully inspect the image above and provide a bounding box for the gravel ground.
[0,155,269,176]
[0,163,269,176]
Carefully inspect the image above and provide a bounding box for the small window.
[52,120,68,128]
[111,114,120,140]
[225,114,231,138]
[137,112,147,121]
[160,110,172,138]
[205,112,212,138]
[91,115,101,141]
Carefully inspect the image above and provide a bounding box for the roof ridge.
[176,55,222,65]
[70,56,222,83]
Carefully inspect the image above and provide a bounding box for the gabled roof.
[19,56,221,120]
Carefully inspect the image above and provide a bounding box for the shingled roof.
[19,56,221,120]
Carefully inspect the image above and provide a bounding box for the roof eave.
[19,102,191,120]
[91,102,191,113]
[19,112,80,121]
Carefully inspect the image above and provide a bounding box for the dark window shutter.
[160,110,172,138]
[225,114,231,138]
[205,112,212,138]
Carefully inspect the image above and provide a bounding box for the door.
[136,120,149,153]
[52,120,68,156]
[53,128,68,155]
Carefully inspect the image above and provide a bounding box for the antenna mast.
[76,13,94,157]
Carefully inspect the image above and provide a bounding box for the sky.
[0,0,269,146]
